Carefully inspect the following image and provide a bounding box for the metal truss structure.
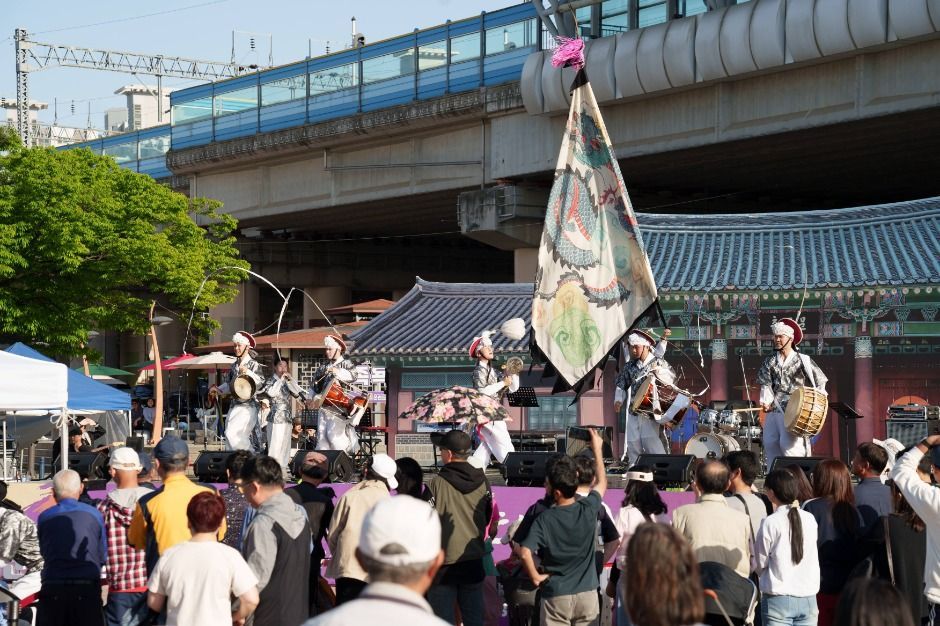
[14,28,246,147]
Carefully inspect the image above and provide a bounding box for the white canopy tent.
[0,351,69,473]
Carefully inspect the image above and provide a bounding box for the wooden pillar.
[385,363,400,457]
[854,336,875,444]
[710,339,728,403]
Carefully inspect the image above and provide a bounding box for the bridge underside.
[235,106,940,241]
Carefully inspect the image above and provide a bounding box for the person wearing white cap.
[98,447,153,626]
[303,495,448,626]
[757,318,828,468]
[210,331,265,452]
[613,328,676,466]
[307,334,359,454]
[468,330,518,466]
[325,453,398,606]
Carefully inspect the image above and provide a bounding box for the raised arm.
[590,428,607,497]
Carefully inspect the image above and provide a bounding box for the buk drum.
[311,380,368,424]
[685,432,740,460]
[631,376,693,427]
[697,408,721,430]
[784,386,829,437]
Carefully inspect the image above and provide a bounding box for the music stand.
[507,387,538,446]
[830,402,863,466]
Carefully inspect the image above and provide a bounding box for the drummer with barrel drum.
[306,334,364,455]
[614,328,686,466]
[757,317,829,469]
[210,331,265,452]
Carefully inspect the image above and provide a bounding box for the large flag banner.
[531,67,659,393]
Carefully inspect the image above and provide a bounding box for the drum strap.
[733,494,757,538]
[883,516,896,585]
[797,353,817,389]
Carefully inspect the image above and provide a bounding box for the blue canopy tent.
[4,343,130,472]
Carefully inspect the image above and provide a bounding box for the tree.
[0,144,248,358]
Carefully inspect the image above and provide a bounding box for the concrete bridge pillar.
[304,286,351,328]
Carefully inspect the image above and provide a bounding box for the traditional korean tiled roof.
[349,280,531,357]
[349,198,940,356]
[642,196,940,292]
[196,322,367,352]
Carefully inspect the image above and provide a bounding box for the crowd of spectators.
[5,430,937,626]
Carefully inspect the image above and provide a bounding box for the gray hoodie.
[242,490,309,591]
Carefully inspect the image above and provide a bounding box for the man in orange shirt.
[128,436,225,573]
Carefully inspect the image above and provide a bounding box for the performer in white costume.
[211,331,264,452]
[613,329,676,466]
[308,335,359,455]
[258,357,306,472]
[469,331,518,466]
[757,317,828,468]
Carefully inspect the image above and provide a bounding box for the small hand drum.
[232,375,256,401]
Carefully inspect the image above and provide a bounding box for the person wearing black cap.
[128,436,226,574]
[50,426,92,472]
[426,430,493,626]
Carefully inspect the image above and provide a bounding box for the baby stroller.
[699,561,758,626]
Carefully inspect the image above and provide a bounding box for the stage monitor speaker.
[290,450,354,483]
[635,454,695,488]
[565,426,614,460]
[68,452,108,480]
[768,457,828,478]
[503,451,557,487]
[125,436,144,453]
[887,419,939,449]
[193,451,237,483]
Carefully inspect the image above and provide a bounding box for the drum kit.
[682,384,828,467]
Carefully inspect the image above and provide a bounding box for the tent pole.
[1,420,7,481]
[60,409,68,473]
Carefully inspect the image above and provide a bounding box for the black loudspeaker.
[193,451,237,483]
[125,436,144,453]
[768,457,828,478]
[635,454,695,488]
[565,426,614,460]
[295,450,354,483]
[68,452,108,480]
[503,451,556,487]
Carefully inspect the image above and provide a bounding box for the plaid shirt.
[97,495,148,591]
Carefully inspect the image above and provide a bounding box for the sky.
[2,0,520,127]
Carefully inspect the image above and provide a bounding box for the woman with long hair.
[783,464,815,504]
[623,523,705,626]
[609,466,669,625]
[756,469,821,625]
[834,577,915,626]
[802,459,861,626]
[866,480,928,624]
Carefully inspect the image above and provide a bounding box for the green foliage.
[0,146,248,357]
[0,127,21,152]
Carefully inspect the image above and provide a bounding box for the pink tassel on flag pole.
[551,36,585,69]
